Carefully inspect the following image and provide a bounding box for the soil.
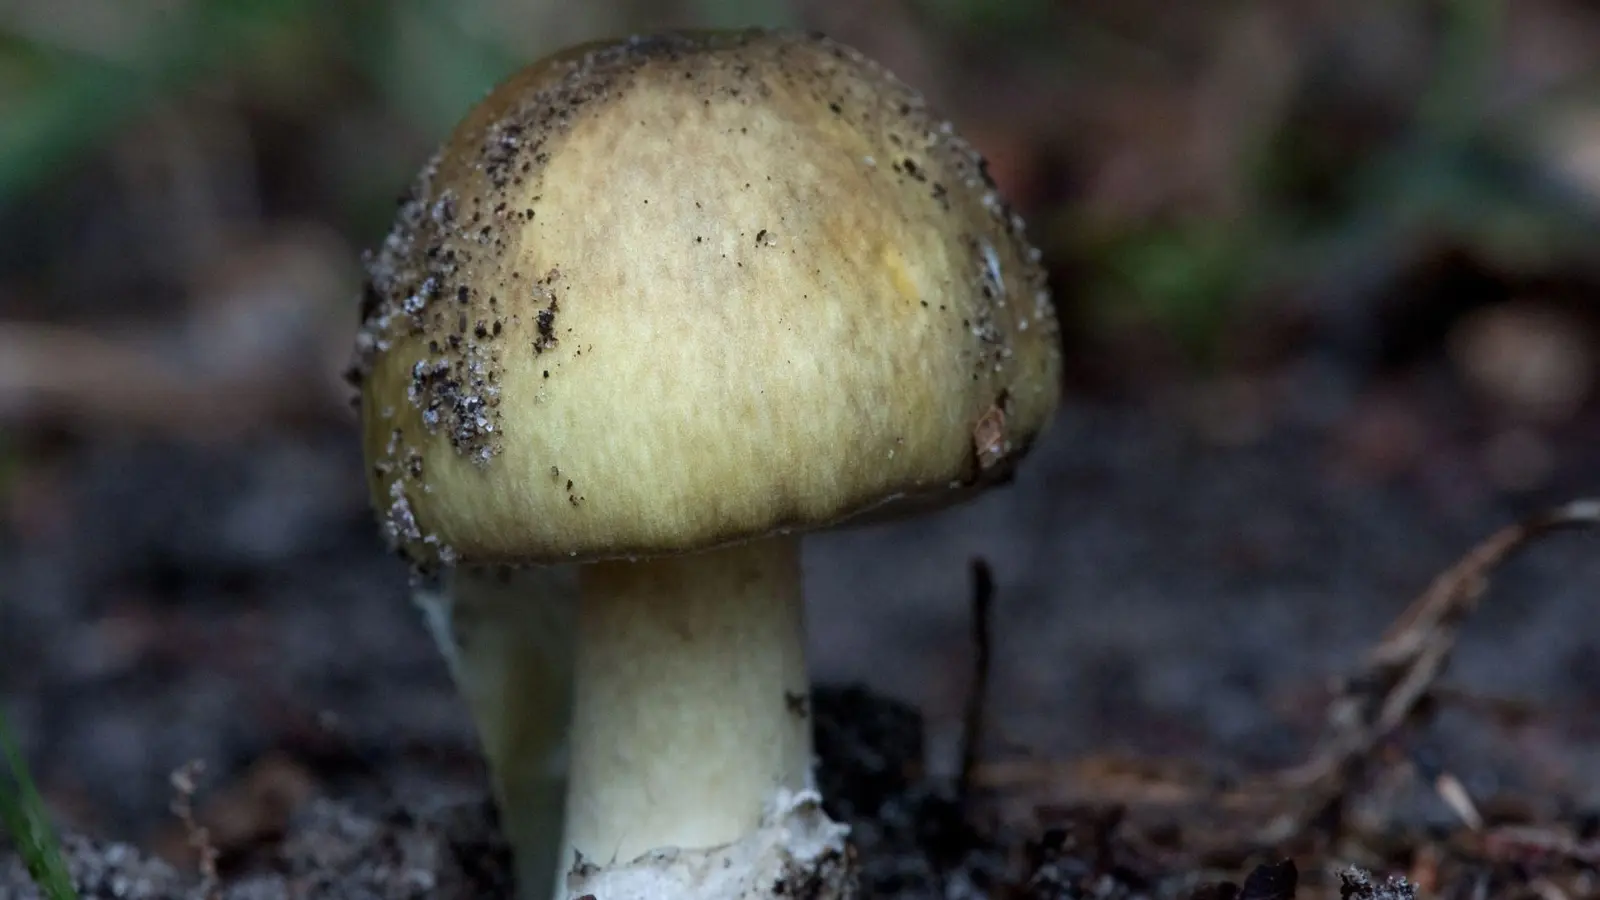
[4,391,1600,898]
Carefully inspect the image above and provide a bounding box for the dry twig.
[1257,499,1600,842]
[169,759,219,900]
[957,557,996,810]
[974,497,1600,882]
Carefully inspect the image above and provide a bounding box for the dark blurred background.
[3,0,1600,869]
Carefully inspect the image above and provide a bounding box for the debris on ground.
[6,501,1598,899]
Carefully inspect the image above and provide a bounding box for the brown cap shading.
[352,29,1062,566]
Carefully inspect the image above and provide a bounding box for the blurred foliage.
[1067,0,1600,366]
[913,0,1056,38]
[1,0,329,207]
[0,0,794,237]
[1088,221,1262,367]
[1,0,1597,368]
[0,711,76,900]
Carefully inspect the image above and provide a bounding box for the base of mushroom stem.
[558,789,855,900]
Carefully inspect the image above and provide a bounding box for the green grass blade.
[0,711,77,900]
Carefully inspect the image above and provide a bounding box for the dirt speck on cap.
[973,399,1009,471]
[531,268,561,356]
[384,478,423,548]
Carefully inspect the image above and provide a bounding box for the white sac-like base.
[560,789,855,900]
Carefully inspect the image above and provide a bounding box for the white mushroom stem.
[413,565,577,900]
[561,535,812,874]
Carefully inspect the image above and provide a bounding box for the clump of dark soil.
[0,686,991,899]
[12,672,1598,900]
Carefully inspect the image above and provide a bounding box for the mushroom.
[348,28,1062,900]
[408,564,575,897]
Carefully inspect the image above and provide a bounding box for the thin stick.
[957,557,995,809]
[1259,498,1600,842]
